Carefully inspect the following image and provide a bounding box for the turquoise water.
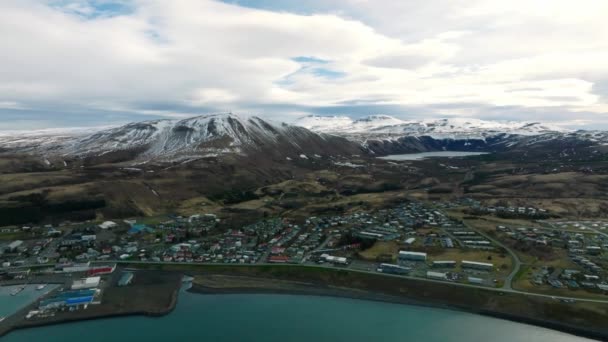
[0,285,57,317]
[1,291,594,341]
[379,151,488,160]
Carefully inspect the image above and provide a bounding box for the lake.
[0,291,594,342]
[379,151,489,161]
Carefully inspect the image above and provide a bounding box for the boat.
[0,316,5,323]
[10,285,26,296]
[36,284,47,291]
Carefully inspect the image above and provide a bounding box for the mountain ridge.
[1,113,605,164]
[294,114,568,139]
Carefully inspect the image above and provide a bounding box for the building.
[268,255,290,263]
[377,263,411,275]
[39,289,98,311]
[468,276,484,284]
[462,260,494,271]
[98,221,117,230]
[426,271,448,280]
[398,251,427,262]
[81,234,97,242]
[6,240,23,253]
[432,260,456,268]
[118,272,134,287]
[87,264,116,276]
[71,276,101,290]
[404,237,416,245]
[58,262,91,273]
[320,254,348,265]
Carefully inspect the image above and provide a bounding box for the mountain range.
[1,113,606,164]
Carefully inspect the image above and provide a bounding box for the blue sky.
[1,0,607,130]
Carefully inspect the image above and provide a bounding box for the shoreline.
[0,271,181,339]
[186,277,608,341]
[1,270,606,341]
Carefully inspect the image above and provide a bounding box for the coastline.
[0,271,181,339]
[1,269,607,341]
[188,281,607,341]
[186,273,608,341]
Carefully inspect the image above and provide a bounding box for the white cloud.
[0,0,607,128]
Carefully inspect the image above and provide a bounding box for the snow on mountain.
[1,113,601,164]
[58,114,306,158]
[0,126,110,151]
[295,115,567,139]
[0,113,360,162]
[293,115,355,133]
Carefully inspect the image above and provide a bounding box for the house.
[98,221,117,230]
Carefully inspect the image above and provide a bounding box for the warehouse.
[39,289,98,311]
[426,271,448,280]
[118,272,134,287]
[462,260,494,271]
[6,240,23,253]
[98,221,117,229]
[432,260,456,268]
[71,276,101,290]
[404,237,416,245]
[377,263,411,275]
[320,254,348,265]
[398,251,427,262]
[87,264,116,276]
[467,276,484,284]
[58,261,91,273]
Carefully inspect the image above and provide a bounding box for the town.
[2,197,608,322]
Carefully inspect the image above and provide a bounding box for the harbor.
[0,284,58,318]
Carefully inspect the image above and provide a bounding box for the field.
[428,249,512,274]
[358,241,400,261]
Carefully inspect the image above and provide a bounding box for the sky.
[1,0,608,130]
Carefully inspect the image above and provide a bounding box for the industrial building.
[398,251,427,262]
[39,289,99,311]
[6,240,23,253]
[87,264,116,276]
[320,254,348,265]
[462,260,494,271]
[426,271,448,280]
[71,276,101,290]
[432,260,456,268]
[377,263,411,275]
[118,272,134,287]
[57,261,91,273]
[468,276,484,284]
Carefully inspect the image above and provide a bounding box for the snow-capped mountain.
[1,113,605,165]
[0,113,360,162]
[294,115,567,139]
[292,114,608,155]
[0,126,108,151]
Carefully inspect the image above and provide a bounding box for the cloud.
[0,0,607,129]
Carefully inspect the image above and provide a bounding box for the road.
[461,220,522,291]
[6,259,608,304]
[543,221,608,239]
[117,260,608,304]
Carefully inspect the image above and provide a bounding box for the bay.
[1,291,594,342]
